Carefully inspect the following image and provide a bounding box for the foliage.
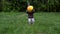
[0,0,60,12]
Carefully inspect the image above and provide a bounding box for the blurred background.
[0,0,60,12]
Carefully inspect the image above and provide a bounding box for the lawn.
[0,12,60,34]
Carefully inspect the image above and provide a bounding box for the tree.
[0,0,3,11]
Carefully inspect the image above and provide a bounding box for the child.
[26,5,35,24]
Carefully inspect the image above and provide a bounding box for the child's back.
[27,11,34,18]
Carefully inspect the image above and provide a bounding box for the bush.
[1,0,60,12]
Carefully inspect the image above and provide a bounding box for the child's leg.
[31,18,35,24]
[28,18,31,24]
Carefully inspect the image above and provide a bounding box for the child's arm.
[26,10,28,13]
[32,9,35,13]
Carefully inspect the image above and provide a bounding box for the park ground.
[0,12,60,34]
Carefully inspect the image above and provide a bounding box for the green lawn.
[0,12,60,34]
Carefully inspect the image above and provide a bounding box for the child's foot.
[31,22,34,24]
[28,22,34,25]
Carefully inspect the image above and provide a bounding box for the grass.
[0,12,60,34]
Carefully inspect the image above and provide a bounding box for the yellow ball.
[27,5,34,12]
